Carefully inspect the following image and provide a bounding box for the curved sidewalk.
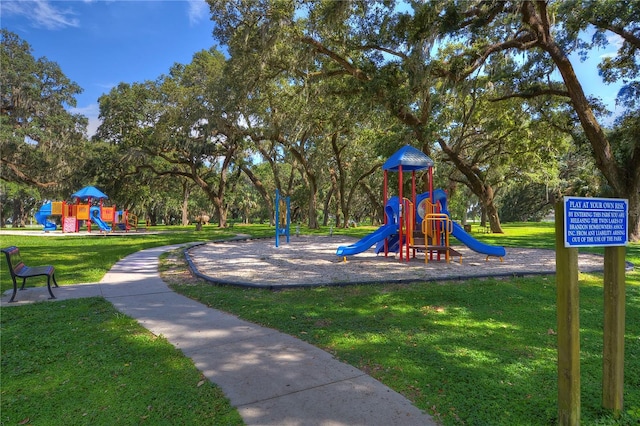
[1,245,436,426]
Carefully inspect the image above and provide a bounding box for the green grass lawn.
[0,225,236,288]
[1,222,639,425]
[1,297,243,425]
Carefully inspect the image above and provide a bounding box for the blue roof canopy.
[71,186,108,200]
[382,145,434,172]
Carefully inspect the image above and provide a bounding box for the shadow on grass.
[173,274,640,426]
[0,297,243,425]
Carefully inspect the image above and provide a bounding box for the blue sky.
[2,0,624,137]
[2,0,215,136]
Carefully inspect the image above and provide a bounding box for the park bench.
[1,246,58,302]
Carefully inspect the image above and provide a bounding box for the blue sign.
[564,197,628,247]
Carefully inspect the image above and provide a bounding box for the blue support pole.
[285,195,291,243]
[275,189,291,247]
[275,189,281,247]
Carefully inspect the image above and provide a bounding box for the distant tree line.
[1,1,638,241]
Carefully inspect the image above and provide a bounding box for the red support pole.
[412,171,416,208]
[398,165,407,262]
[429,167,434,206]
[412,171,417,259]
[429,167,434,261]
[75,198,80,232]
[399,165,403,261]
[383,170,388,256]
[383,170,388,224]
[87,197,92,233]
[405,199,410,261]
[62,201,66,233]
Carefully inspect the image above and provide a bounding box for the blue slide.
[90,207,112,232]
[91,215,112,232]
[336,224,398,257]
[34,202,57,231]
[376,234,399,254]
[423,190,506,258]
[450,221,506,258]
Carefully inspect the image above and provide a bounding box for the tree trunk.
[322,187,333,227]
[483,197,503,233]
[181,182,190,226]
[146,209,158,226]
[437,139,504,233]
[0,198,5,228]
[289,148,319,229]
[330,134,350,228]
[481,185,503,233]
[628,193,640,242]
[190,169,228,227]
[243,206,250,224]
[360,182,383,224]
[213,202,228,228]
[307,175,319,229]
[12,198,25,228]
[240,164,274,226]
[522,1,640,241]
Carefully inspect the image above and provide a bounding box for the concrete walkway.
[1,245,436,426]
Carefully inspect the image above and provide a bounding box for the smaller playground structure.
[337,146,506,263]
[34,186,137,233]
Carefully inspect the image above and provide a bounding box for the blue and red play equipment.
[34,202,57,231]
[337,146,506,262]
[34,186,135,233]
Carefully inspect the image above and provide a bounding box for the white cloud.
[187,0,208,26]
[70,103,101,137]
[598,34,624,60]
[96,82,117,91]
[607,33,624,50]
[1,0,79,30]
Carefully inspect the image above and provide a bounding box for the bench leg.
[52,273,59,288]
[46,276,56,299]
[21,277,27,290]
[8,280,18,303]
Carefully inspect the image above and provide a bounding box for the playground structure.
[33,186,137,233]
[337,146,506,263]
[275,189,291,247]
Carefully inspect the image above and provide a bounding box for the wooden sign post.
[603,245,626,412]
[555,201,580,425]
[557,197,628,424]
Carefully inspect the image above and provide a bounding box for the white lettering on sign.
[564,197,628,248]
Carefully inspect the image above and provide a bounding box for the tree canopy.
[3,1,639,240]
[206,0,639,239]
[1,29,87,195]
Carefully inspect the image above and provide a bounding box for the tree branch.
[300,36,371,82]
[443,32,539,82]
[489,88,570,102]
[1,160,58,188]
[358,44,409,61]
[592,21,640,50]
